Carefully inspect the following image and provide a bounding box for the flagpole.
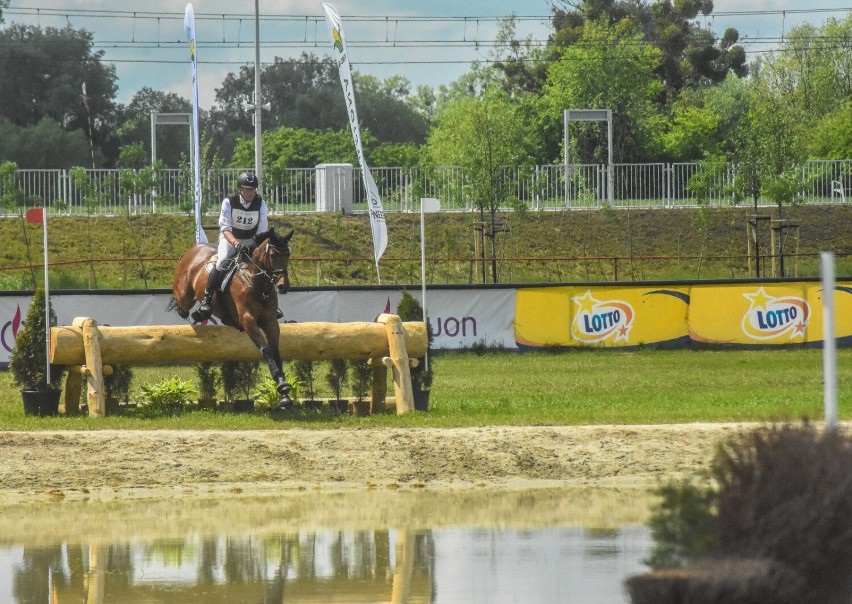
[42,208,50,385]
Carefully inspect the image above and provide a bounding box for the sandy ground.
[0,423,759,504]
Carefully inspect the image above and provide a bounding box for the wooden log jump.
[50,314,427,418]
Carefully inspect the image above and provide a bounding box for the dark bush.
[633,423,852,604]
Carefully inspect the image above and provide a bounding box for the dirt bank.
[0,423,760,503]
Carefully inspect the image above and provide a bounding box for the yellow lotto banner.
[515,286,691,348]
[688,282,852,346]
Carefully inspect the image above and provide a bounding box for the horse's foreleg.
[260,345,292,407]
[244,318,292,408]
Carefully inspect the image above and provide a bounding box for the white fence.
[2,160,849,216]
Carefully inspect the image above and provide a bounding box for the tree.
[660,75,751,161]
[347,74,430,145]
[540,19,664,164]
[0,118,96,168]
[210,53,432,162]
[548,0,747,104]
[427,86,532,282]
[115,88,192,168]
[0,24,118,164]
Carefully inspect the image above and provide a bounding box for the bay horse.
[170,228,295,408]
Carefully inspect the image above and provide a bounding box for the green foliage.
[326,358,348,401]
[236,126,358,171]
[139,376,198,414]
[396,290,434,391]
[8,288,64,391]
[105,365,133,403]
[687,154,733,205]
[428,87,532,212]
[0,23,118,165]
[252,377,302,410]
[0,118,96,169]
[194,362,219,401]
[220,360,260,402]
[646,478,718,568]
[350,360,372,402]
[541,19,664,164]
[293,360,317,401]
[0,161,24,210]
[645,424,852,600]
[807,102,852,159]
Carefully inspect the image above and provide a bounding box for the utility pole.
[245,0,270,192]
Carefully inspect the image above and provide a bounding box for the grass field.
[1,204,850,290]
[0,348,848,430]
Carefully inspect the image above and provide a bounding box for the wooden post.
[63,368,82,415]
[77,317,106,417]
[63,365,112,415]
[390,529,415,604]
[377,314,415,414]
[369,357,388,414]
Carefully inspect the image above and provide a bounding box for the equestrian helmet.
[238,172,259,189]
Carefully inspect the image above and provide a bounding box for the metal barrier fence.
[2,160,848,216]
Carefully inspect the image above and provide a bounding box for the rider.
[194,171,269,321]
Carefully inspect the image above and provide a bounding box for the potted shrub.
[139,376,198,416]
[293,359,321,410]
[395,290,434,411]
[104,364,134,413]
[325,358,349,414]
[220,360,260,413]
[194,361,219,410]
[349,359,372,416]
[252,376,301,413]
[9,288,65,416]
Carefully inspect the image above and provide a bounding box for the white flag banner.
[184,3,207,244]
[322,3,388,274]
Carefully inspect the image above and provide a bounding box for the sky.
[2,0,850,110]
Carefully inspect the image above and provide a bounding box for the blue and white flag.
[184,3,207,244]
[322,3,388,278]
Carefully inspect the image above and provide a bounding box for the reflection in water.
[0,488,652,603]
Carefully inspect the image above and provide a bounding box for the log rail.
[50,314,427,417]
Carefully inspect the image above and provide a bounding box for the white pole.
[821,252,837,430]
[254,0,263,189]
[420,200,426,371]
[420,198,440,371]
[43,208,50,385]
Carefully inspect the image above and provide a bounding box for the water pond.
[0,486,656,603]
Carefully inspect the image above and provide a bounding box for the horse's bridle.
[238,240,290,299]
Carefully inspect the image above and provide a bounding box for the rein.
[238,241,289,299]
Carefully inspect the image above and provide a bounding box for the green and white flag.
[184,3,207,244]
[322,3,388,278]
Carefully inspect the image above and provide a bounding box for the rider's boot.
[193,266,224,322]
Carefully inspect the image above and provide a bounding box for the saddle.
[205,253,242,294]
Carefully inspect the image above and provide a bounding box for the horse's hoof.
[191,309,210,323]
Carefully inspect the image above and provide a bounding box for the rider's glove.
[238,238,258,256]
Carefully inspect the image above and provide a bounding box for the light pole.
[246,0,270,192]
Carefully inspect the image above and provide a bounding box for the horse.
[170,227,295,408]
